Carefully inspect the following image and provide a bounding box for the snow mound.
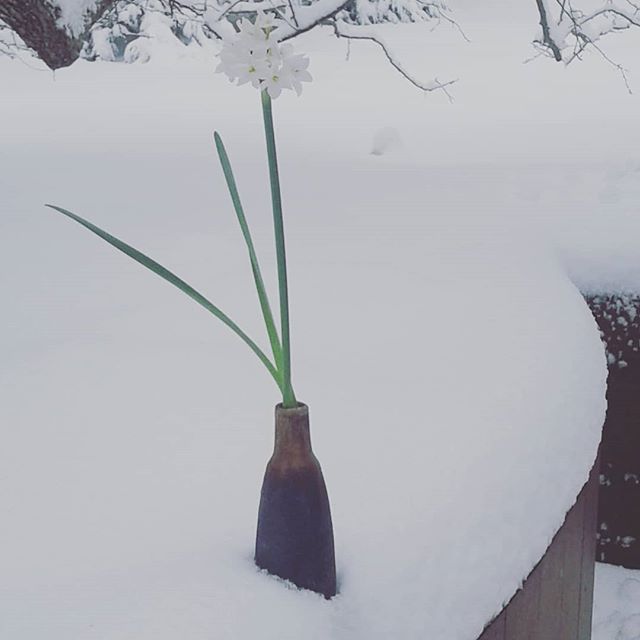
[371,126,403,155]
[51,0,100,36]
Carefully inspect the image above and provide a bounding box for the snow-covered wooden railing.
[478,458,600,640]
[476,292,640,639]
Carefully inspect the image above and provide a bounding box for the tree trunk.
[0,0,117,69]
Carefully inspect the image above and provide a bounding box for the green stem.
[261,90,297,408]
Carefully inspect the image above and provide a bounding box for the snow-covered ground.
[594,564,640,640]
[1,2,639,639]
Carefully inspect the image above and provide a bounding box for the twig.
[333,22,456,100]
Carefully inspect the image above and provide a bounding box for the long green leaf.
[213,132,283,375]
[45,204,282,389]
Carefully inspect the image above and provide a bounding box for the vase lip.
[275,401,308,415]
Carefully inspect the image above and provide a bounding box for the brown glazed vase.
[255,403,337,598]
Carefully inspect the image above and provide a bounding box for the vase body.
[255,403,336,598]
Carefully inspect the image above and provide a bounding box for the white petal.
[295,69,312,82]
[267,84,282,99]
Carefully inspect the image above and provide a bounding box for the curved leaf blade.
[214,131,283,373]
[45,203,281,389]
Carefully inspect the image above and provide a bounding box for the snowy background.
[1,1,639,639]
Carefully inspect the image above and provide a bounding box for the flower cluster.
[216,11,312,99]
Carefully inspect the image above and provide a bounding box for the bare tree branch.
[2,0,636,98]
[534,0,640,65]
[333,22,456,99]
[535,0,563,60]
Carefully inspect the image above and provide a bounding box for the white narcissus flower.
[218,36,272,88]
[279,44,312,96]
[216,11,312,99]
[252,10,279,36]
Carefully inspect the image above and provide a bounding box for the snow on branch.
[202,0,351,39]
[0,21,30,60]
[202,0,453,39]
[534,0,640,71]
[0,0,118,68]
[1,0,455,72]
[200,0,457,95]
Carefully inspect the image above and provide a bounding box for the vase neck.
[273,403,312,458]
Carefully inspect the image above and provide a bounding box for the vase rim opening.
[275,401,308,413]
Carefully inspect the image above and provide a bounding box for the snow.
[2,2,639,639]
[594,565,640,640]
[370,126,403,155]
[50,0,100,36]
